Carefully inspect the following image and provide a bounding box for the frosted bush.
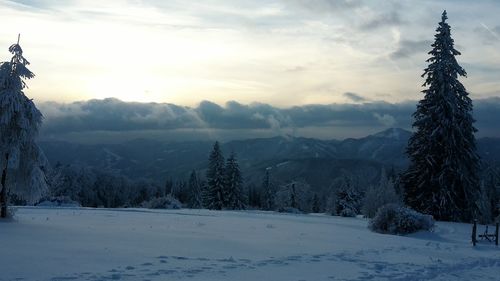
[6,206,17,219]
[144,196,182,209]
[369,203,434,235]
[340,208,357,217]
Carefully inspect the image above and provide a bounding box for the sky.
[1,0,500,142]
[0,0,499,107]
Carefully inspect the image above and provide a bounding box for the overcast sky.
[1,0,499,107]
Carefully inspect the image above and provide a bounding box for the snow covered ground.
[1,207,499,281]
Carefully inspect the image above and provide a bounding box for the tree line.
[39,136,498,223]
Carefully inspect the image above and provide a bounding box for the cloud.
[39,98,291,133]
[285,66,307,73]
[390,39,432,60]
[2,0,500,107]
[36,97,500,143]
[287,0,362,15]
[495,26,500,36]
[373,113,396,127]
[358,10,405,31]
[4,0,58,11]
[343,92,367,102]
[475,23,500,45]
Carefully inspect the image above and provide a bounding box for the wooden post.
[472,219,477,246]
[0,153,9,218]
[495,223,499,246]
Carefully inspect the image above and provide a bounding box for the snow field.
[1,207,499,281]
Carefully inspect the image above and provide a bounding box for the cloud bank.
[37,97,500,143]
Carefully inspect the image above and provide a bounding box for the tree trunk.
[0,153,9,218]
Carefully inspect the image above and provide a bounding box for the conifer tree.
[206,141,225,210]
[262,169,275,211]
[188,170,203,208]
[0,36,46,218]
[400,11,480,222]
[164,178,174,196]
[475,166,499,223]
[289,183,298,209]
[312,193,321,213]
[334,175,362,217]
[200,180,211,208]
[247,184,262,208]
[224,152,245,210]
[362,168,401,218]
[175,181,189,204]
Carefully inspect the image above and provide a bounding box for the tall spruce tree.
[0,36,47,218]
[247,184,262,208]
[200,180,211,208]
[401,11,480,222]
[188,170,203,208]
[289,183,298,209]
[206,141,225,210]
[334,175,362,217]
[312,193,321,213]
[262,169,275,211]
[224,152,245,210]
[362,168,401,218]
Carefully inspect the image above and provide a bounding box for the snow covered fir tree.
[0,36,48,218]
[224,152,245,210]
[362,168,401,218]
[333,175,362,217]
[262,169,275,211]
[400,11,480,222]
[205,141,226,210]
[187,170,203,208]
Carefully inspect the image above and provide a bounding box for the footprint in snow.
[156,269,177,275]
[172,256,189,260]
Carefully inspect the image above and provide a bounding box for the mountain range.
[39,128,500,191]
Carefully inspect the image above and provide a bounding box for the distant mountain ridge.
[39,128,500,190]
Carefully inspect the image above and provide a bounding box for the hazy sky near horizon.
[0,0,499,107]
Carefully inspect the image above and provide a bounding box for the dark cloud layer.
[37,98,500,143]
[343,92,367,102]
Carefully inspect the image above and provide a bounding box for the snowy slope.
[1,207,499,281]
